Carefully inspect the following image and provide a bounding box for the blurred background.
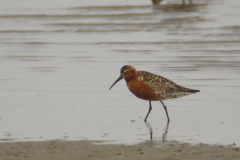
[0,0,240,146]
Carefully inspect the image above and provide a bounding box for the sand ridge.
[0,140,240,160]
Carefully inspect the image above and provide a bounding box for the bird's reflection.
[145,122,153,140]
[145,121,170,142]
[162,121,170,143]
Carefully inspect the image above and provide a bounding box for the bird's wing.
[137,71,175,92]
[137,71,197,93]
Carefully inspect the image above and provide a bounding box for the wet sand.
[1,140,240,160]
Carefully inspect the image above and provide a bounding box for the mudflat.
[0,140,239,160]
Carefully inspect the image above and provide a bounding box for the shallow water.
[0,0,240,146]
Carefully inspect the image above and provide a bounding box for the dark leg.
[182,0,185,4]
[189,0,192,4]
[160,100,170,122]
[144,101,152,122]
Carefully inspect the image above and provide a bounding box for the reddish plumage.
[109,65,200,122]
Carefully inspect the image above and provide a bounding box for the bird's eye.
[125,70,129,73]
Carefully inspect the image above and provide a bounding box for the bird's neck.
[125,71,138,83]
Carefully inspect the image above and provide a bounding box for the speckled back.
[137,71,198,100]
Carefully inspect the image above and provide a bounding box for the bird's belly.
[155,91,193,100]
[127,81,159,101]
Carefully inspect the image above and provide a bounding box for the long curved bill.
[109,75,123,90]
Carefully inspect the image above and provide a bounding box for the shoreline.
[0,140,240,160]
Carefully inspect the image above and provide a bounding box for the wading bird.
[109,65,199,122]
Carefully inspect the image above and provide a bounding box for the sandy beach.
[0,140,240,160]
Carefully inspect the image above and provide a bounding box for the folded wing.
[137,71,200,100]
